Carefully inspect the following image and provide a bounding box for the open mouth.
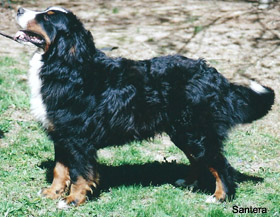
[14,30,45,48]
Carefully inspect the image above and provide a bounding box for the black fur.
[33,9,275,199]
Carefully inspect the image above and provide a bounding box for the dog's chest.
[28,52,51,128]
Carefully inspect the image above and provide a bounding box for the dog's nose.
[17,7,25,16]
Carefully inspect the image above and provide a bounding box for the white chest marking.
[28,52,50,128]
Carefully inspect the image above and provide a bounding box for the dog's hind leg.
[173,145,199,187]
[205,153,237,203]
[169,130,236,202]
[169,133,203,187]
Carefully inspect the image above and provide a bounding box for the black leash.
[0,31,20,43]
[0,31,119,50]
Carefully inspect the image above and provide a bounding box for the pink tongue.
[14,31,27,41]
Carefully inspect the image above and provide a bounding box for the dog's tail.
[230,81,275,124]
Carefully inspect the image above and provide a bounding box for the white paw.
[57,200,70,209]
[205,195,219,203]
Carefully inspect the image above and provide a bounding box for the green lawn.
[0,56,279,216]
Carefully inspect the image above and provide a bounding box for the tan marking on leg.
[66,173,99,206]
[41,162,70,199]
[209,167,226,201]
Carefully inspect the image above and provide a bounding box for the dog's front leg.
[40,143,70,199]
[41,161,70,199]
[57,146,99,208]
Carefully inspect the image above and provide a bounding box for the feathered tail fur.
[231,81,275,124]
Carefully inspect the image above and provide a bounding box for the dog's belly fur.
[28,52,50,128]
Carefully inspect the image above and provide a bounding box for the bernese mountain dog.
[15,7,274,207]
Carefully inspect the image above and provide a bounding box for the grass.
[0,55,279,217]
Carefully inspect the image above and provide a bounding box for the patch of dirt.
[0,0,279,140]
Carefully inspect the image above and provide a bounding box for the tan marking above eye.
[47,11,55,15]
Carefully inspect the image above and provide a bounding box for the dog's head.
[15,7,89,52]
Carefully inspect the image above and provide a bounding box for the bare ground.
[0,0,279,139]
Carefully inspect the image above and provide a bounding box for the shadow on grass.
[39,160,263,197]
[0,129,5,139]
[39,160,215,193]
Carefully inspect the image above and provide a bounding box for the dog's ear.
[55,26,95,63]
[72,29,95,62]
[45,10,96,61]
